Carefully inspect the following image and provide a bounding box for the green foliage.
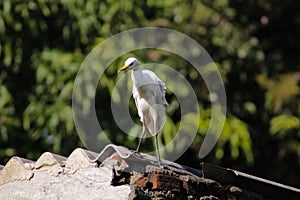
[270,115,300,136]
[198,108,254,164]
[257,73,300,112]
[270,114,300,166]
[0,0,299,186]
[0,81,19,144]
[218,116,254,164]
[23,49,81,153]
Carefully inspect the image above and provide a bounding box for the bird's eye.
[129,62,133,67]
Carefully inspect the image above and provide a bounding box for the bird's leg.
[154,134,162,167]
[135,123,146,154]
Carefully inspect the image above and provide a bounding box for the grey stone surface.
[3,145,295,199]
[0,160,131,200]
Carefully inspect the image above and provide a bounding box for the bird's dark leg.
[154,134,162,167]
[135,123,146,153]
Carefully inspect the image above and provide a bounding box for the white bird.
[118,57,168,166]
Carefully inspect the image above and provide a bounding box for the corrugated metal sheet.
[201,163,300,200]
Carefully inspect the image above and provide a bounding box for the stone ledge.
[0,145,299,200]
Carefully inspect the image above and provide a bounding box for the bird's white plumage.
[131,69,167,134]
[118,57,168,166]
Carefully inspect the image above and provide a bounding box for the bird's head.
[118,57,140,72]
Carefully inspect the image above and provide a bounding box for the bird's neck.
[131,66,142,74]
[131,67,143,86]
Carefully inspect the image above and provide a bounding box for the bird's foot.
[133,150,140,155]
[157,162,168,169]
[133,150,142,158]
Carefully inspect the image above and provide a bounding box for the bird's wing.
[132,88,138,107]
[144,70,168,106]
[132,88,144,122]
[157,79,168,106]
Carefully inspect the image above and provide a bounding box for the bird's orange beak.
[118,65,129,73]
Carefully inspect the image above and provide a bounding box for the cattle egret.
[118,57,168,166]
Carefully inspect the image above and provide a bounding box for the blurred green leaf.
[217,116,254,164]
[270,115,300,135]
[257,73,300,111]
